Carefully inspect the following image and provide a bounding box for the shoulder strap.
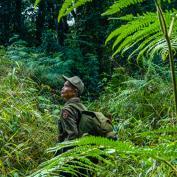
[67,103,87,113]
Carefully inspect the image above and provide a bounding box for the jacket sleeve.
[58,107,79,142]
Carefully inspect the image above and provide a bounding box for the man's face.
[61,81,76,100]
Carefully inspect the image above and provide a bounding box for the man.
[58,75,87,143]
[57,76,115,176]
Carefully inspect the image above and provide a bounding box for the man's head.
[61,75,84,100]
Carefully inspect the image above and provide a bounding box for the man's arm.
[59,107,79,141]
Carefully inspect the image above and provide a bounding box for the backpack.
[68,103,117,140]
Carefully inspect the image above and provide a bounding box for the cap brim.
[62,75,75,88]
[62,75,69,81]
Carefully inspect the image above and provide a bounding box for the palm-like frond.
[102,0,177,61]
[113,13,159,57]
[29,136,177,177]
[149,36,177,60]
[35,0,92,23]
[102,0,145,16]
[58,0,92,22]
[34,0,177,61]
[102,0,173,16]
[34,0,41,8]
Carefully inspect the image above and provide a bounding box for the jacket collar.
[65,97,81,105]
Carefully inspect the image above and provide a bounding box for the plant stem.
[156,156,177,176]
[155,0,177,117]
[166,35,177,117]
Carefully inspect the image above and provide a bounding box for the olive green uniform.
[58,97,87,142]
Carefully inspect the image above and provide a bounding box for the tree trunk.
[36,0,46,45]
[0,0,11,44]
[14,0,22,35]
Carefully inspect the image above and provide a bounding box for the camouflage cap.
[62,75,84,94]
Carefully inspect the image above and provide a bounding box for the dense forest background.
[0,0,115,98]
[0,0,177,176]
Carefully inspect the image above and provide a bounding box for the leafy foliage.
[2,0,113,97]
[0,48,56,176]
[35,0,93,23]
[40,0,177,62]
[1,43,177,177]
[102,0,145,16]
[29,136,177,177]
[57,0,93,22]
[93,61,175,132]
[1,1,177,176]
[6,34,100,97]
[102,0,177,61]
[28,60,177,176]
[6,36,68,87]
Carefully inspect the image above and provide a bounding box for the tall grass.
[0,46,177,176]
[0,48,57,176]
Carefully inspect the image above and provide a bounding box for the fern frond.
[136,33,162,60]
[108,14,135,21]
[112,16,157,56]
[29,136,177,176]
[105,28,121,45]
[122,79,148,88]
[107,12,157,51]
[149,37,177,60]
[29,143,111,177]
[103,0,177,61]
[58,0,92,22]
[102,0,145,16]
[106,10,177,61]
[117,89,136,101]
[118,23,159,56]
[34,0,41,8]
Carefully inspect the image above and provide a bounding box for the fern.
[58,0,92,22]
[34,0,41,8]
[103,0,177,61]
[120,23,159,54]
[106,12,157,46]
[102,0,145,16]
[29,136,177,177]
[133,33,162,61]
[35,0,92,23]
[34,0,177,61]
[102,0,172,16]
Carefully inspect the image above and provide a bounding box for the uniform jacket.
[58,97,87,142]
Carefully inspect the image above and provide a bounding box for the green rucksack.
[69,104,117,140]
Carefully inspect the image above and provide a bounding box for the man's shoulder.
[62,104,75,114]
[67,102,87,112]
[64,97,87,111]
[60,105,77,120]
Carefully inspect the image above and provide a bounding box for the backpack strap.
[67,103,87,124]
[67,103,87,113]
[67,103,87,136]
